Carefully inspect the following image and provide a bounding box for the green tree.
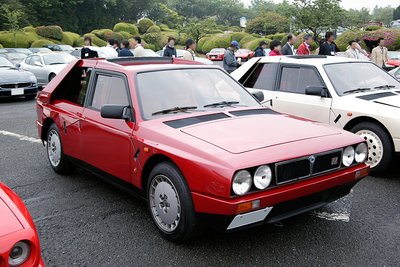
[372,6,395,27]
[394,6,400,20]
[245,11,289,35]
[342,8,371,29]
[180,18,219,44]
[0,4,25,31]
[291,0,345,37]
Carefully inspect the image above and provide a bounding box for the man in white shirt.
[345,40,360,59]
[130,36,145,57]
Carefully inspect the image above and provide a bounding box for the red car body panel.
[206,49,225,61]
[0,183,44,267]
[235,50,255,60]
[387,59,400,67]
[36,58,369,225]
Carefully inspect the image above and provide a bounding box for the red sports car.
[206,48,225,61]
[36,57,369,242]
[387,51,400,67]
[235,49,255,61]
[0,183,44,267]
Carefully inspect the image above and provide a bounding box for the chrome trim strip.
[227,207,273,230]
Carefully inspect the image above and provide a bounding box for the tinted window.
[279,67,324,94]
[243,63,277,90]
[90,75,129,110]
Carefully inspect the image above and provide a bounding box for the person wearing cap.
[254,41,267,57]
[297,34,313,55]
[223,41,240,73]
[182,39,196,61]
[281,34,297,55]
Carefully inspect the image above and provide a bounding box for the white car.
[232,55,400,173]
[389,67,400,81]
[156,49,213,65]
[19,52,75,87]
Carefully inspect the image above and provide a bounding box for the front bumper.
[0,87,38,98]
[192,164,369,231]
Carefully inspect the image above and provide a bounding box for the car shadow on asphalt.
[0,97,36,104]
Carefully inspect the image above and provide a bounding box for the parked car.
[232,55,400,174]
[29,47,52,54]
[36,57,369,242]
[0,52,27,65]
[0,182,44,266]
[70,48,82,59]
[4,48,33,55]
[235,49,255,61]
[43,44,75,53]
[156,49,213,65]
[389,67,400,81]
[0,48,9,54]
[20,52,75,87]
[387,51,400,67]
[206,48,226,61]
[0,57,38,99]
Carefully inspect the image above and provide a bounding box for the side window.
[30,56,42,66]
[90,74,129,110]
[279,67,324,94]
[25,56,32,64]
[242,63,278,90]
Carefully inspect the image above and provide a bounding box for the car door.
[26,55,46,85]
[81,71,134,183]
[272,65,333,124]
[239,62,279,106]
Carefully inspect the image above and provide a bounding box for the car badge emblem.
[309,155,316,164]
[331,157,339,165]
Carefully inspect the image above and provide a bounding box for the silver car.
[19,52,75,87]
[0,52,27,65]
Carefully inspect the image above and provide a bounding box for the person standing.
[254,41,267,57]
[223,41,240,73]
[297,34,313,55]
[319,32,339,56]
[163,37,177,57]
[80,36,98,59]
[182,39,196,61]
[345,40,360,59]
[371,38,388,68]
[130,36,145,57]
[118,40,133,57]
[281,34,297,55]
[269,40,282,56]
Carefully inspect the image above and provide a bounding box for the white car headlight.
[355,143,368,163]
[342,146,355,167]
[232,170,252,196]
[8,241,30,267]
[29,75,37,83]
[254,165,272,190]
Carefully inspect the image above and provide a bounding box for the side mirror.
[252,90,265,102]
[305,86,329,97]
[101,105,132,120]
[34,61,42,67]
[15,63,21,69]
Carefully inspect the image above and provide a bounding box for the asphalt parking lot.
[0,98,399,267]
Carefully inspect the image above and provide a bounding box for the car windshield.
[43,54,75,65]
[324,62,400,96]
[136,68,260,119]
[0,57,14,68]
[388,52,400,60]
[210,49,224,53]
[58,45,74,51]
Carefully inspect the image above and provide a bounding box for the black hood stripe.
[357,92,396,100]
[164,113,229,128]
[373,101,400,108]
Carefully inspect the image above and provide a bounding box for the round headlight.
[355,143,368,163]
[8,241,30,267]
[232,170,252,196]
[342,146,355,167]
[254,165,272,190]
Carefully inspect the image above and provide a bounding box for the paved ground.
[0,98,399,267]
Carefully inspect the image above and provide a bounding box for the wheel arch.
[48,72,56,82]
[41,117,55,141]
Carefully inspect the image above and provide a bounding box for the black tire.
[350,122,393,174]
[49,73,56,82]
[147,162,199,243]
[46,123,75,174]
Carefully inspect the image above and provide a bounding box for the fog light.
[8,241,30,267]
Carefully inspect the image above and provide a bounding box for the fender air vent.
[164,113,229,128]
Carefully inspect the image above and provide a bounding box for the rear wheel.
[147,162,198,243]
[351,122,393,174]
[49,73,56,82]
[46,123,75,174]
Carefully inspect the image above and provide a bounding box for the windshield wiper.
[342,88,372,95]
[203,101,240,108]
[152,106,198,116]
[374,85,396,90]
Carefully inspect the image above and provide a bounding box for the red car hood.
[0,198,23,237]
[181,114,341,154]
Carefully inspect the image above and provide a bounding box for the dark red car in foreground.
[206,48,225,61]
[0,183,44,267]
[36,57,369,242]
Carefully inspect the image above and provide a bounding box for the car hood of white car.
[344,90,400,108]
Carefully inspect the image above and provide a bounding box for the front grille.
[275,149,343,185]
[0,83,33,89]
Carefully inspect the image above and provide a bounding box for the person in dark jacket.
[319,32,340,56]
[81,36,98,59]
[281,34,297,55]
[223,41,240,73]
[163,37,177,57]
[118,40,133,57]
[254,41,267,57]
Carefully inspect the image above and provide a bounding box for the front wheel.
[351,122,393,174]
[49,73,56,82]
[147,162,198,243]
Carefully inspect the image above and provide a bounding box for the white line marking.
[312,189,353,222]
[0,130,42,144]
